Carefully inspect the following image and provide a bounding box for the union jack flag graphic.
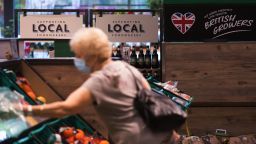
[171,12,195,34]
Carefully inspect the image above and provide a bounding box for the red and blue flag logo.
[171,12,195,34]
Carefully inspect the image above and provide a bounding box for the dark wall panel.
[163,43,256,103]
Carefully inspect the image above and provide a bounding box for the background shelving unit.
[91,9,163,81]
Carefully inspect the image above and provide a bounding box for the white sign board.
[20,15,83,39]
[96,14,158,42]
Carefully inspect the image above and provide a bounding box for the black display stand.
[91,9,163,81]
[14,9,89,58]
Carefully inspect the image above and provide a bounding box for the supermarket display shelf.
[147,77,193,110]
[2,115,96,144]
[0,59,106,144]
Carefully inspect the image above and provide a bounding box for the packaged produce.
[49,126,109,144]
[0,87,29,142]
[15,76,47,104]
[147,77,193,110]
[16,77,37,100]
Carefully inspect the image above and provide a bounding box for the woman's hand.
[18,86,93,118]
[22,104,44,116]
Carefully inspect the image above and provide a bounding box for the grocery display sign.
[20,15,83,39]
[95,14,158,42]
[164,4,256,42]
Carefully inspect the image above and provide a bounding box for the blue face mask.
[74,58,91,74]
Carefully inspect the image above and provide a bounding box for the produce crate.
[0,60,63,104]
[13,136,40,144]
[29,124,53,144]
[62,115,95,134]
[15,116,100,144]
[2,119,56,144]
[47,115,94,134]
[147,76,193,110]
[47,118,67,133]
[0,60,105,143]
[0,70,35,105]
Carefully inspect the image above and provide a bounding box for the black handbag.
[126,65,187,132]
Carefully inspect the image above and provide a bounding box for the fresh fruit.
[75,129,85,141]
[99,140,110,144]
[16,81,24,89]
[16,77,37,100]
[92,138,101,144]
[26,91,36,100]
[66,136,75,143]
[37,96,46,104]
[57,127,107,144]
[83,137,92,144]
[22,84,33,93]
[60,127,75,138]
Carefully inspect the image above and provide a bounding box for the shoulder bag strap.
[123,62,143,91]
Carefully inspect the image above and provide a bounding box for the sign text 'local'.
[108,24,145,33]
[32,24,70,33]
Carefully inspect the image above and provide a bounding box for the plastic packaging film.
[0,87,28,142]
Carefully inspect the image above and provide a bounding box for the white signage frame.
[95,14,159,42]
[20,15,83,39]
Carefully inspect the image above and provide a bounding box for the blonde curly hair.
[70,27,112,62]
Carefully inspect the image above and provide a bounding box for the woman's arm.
[23,86,92,118]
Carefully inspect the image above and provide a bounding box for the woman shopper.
[21,28,179,144]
